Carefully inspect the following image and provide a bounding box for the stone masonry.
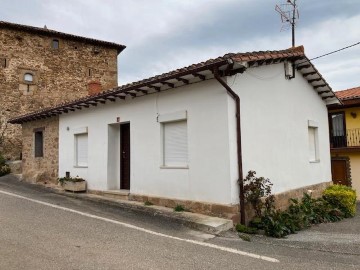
[22,117,59,183]
[0,21,124,160]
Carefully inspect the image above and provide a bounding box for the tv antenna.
[275,0,299,47]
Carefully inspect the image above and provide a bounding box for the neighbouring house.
[328,87,360,199]
[0,21,125,160]
[9,46,340,222]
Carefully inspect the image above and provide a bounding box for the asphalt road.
[0,175,359,270]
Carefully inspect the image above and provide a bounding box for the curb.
[10,176,233,235]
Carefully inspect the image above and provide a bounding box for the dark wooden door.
[120,123,130,190]
[331,159,349,186]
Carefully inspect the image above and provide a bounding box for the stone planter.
[62,180,87,192]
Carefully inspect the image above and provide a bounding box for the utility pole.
[275,0,299,47]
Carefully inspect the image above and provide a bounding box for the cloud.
[1,0,359,90]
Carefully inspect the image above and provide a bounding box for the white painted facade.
[59,63,331,205]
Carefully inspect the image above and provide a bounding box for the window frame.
[308,120,320,163]
[157,111,189,169]
[74,128,88,168]
[24,73,34,83]
[33,128,44,158]
[52,39,60,50]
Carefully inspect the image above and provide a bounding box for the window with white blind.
[308,126,319,162]
[162,120,188,167]
[75,133,88,167]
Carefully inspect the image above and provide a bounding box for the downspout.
[213,65,246,225]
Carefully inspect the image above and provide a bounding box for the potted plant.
[58,175,86,192]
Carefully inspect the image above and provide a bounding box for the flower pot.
[63,180,87,192]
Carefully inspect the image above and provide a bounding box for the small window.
[75,133,88,167]
[52,39,59,49]
[24,73,34,83]
[162,120,188,167]
[34,131,44,158]
[308,126,319,162]
[1,58,7,68]
[88,68,92,77]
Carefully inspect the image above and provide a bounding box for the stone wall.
[88,181,332,224]
[0,26,119,159]
[22,117,59,183]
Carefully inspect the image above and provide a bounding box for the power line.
[296,41,360,67]
[309,41,360,61]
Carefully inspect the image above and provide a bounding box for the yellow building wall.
[331,107,360,130]
[332,152,360,200]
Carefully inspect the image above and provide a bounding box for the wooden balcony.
[330,128,360,152]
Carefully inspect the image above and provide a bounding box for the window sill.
[74,165,88,168]
[309,160,320,163]
[160,166,189,170]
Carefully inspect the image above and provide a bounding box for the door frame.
[120,122,131,190]
[331,156,351,186]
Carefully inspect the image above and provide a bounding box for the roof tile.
[335,87,360,100]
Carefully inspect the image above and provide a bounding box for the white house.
[10,46,340,222]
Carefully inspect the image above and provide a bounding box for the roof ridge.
[0,20,126,53]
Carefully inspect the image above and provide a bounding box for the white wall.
[59,63,332,205]
[230,63,331,195]
[59,80,235,204]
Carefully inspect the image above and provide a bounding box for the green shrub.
[58,176,85,185]
[0,153,6,166]
[0,164,11,176]
[249,192,347,238]
[174,205,185,212]
[243,170,274,217]
[323,185,357,217]
[235,224,258,234]
[144,201,153,206]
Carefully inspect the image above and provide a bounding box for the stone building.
[0,21,125,159]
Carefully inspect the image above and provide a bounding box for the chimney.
[88,81,102,96]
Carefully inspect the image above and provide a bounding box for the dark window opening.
[52,39,59,49]
[1,58,7,68]
[34,131,44,157]
[88,68,92,77]
[329,112,347,148]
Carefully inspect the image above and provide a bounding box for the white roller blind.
[163,120,188,166]
[76,133,88,166]
[308,127,316,161]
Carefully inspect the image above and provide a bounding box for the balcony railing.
[330,128,360,148]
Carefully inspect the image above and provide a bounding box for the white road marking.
[0,189,279,263]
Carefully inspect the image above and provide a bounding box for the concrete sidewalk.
[2,174,233,235]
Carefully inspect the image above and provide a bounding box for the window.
[1,58,7,68]
[308,121,319,162]
[52,39,59,49]
[329,112,346,147]
[75,133,88,167]
[162,120,188,167]
[24,73,34,83]
[34,130,44,158]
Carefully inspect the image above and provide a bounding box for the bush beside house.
[240,171,357,238]
[0,152,11,176]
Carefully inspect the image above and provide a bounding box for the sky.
[1,0,360,91]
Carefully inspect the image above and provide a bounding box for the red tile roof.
[335,87,360,100]
[0,21,126,54]
[9,46,339,124]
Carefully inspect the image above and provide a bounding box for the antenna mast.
[275,0,299,47]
